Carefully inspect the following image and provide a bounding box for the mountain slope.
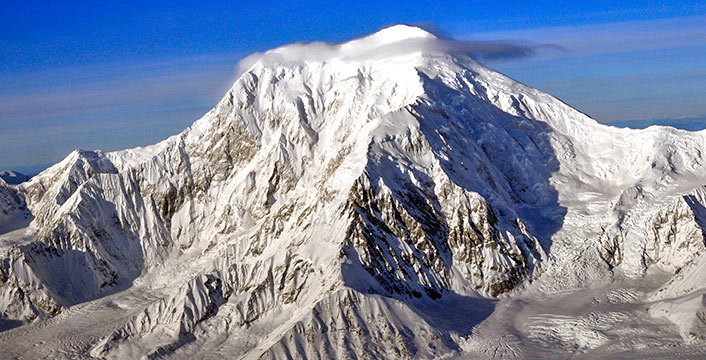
[1,25,706,358]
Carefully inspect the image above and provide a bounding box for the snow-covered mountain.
[2,25,706,358]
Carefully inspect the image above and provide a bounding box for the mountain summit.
[2,26,706,358]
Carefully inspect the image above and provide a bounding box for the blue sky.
[1,1,705,172]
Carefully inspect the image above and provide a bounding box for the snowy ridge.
[1,25,706,358]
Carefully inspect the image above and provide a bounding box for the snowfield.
[2,25,706,359]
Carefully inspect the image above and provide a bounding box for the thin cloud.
[0,54,242,125]
[410,22,565,61]
[0,53,244,169]
[465,15,706,59]
[238,24,562,74]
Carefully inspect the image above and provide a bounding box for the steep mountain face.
[2,25,706,358]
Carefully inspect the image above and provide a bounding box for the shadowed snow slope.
[1,25,706,358]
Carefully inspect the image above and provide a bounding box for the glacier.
[1,25,706,358]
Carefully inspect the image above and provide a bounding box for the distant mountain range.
[607,115,706,131]
[0,170,30,185]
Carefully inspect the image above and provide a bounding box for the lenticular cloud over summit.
[237,25,544,72]
[2,25,706,359]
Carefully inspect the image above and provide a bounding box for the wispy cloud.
[464,15,706,59]
[237,23,562,73]
[0,53,244,169]
[466,16,706,122]
[0,54,242,126]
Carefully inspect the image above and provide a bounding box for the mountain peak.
[5,24,706,359]
[238,25,444,73]
[362,24,437,44]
